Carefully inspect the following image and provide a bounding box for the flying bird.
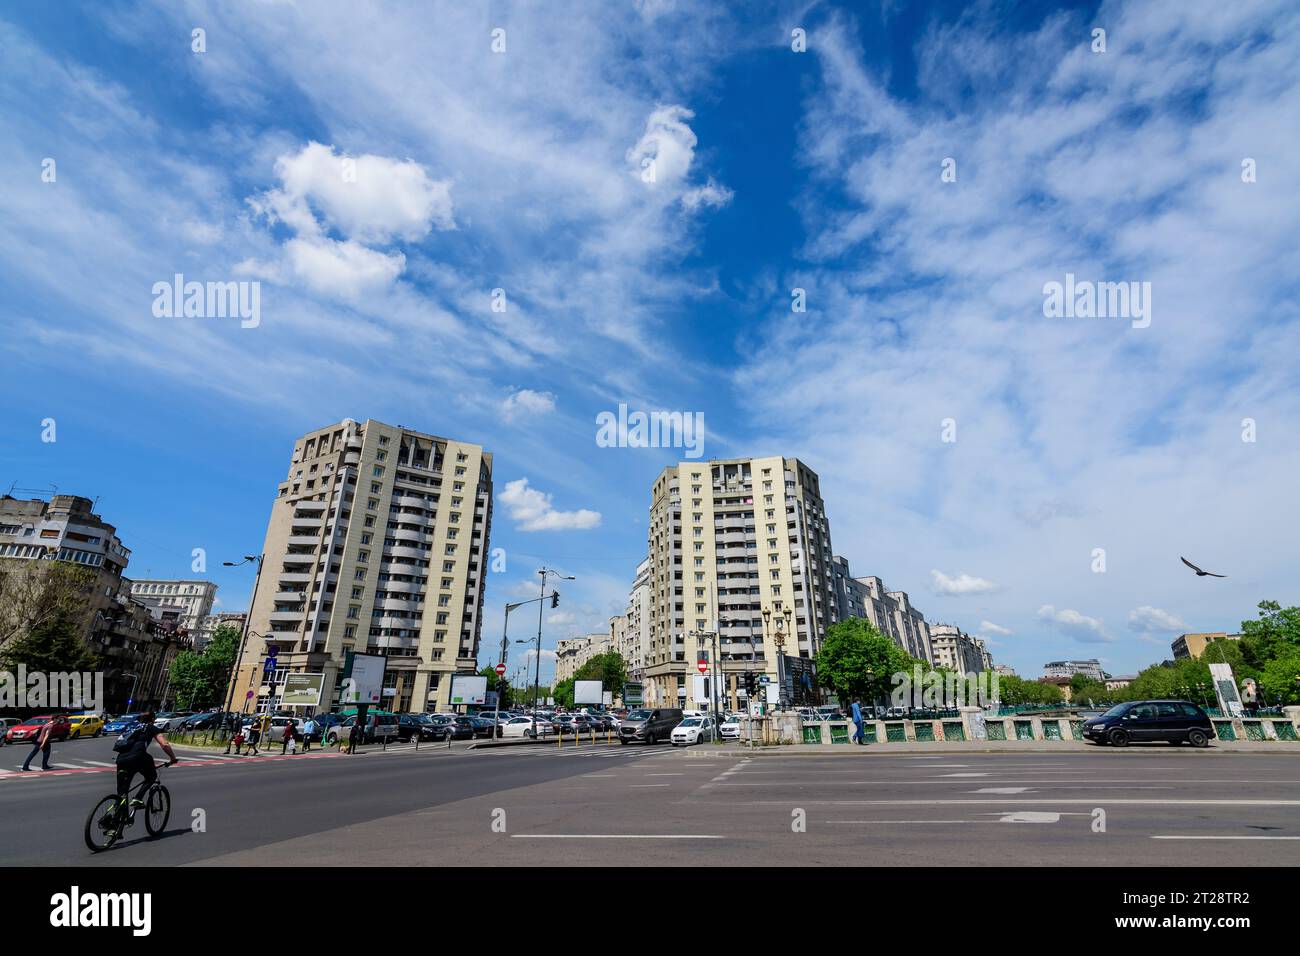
[1181,556,1225,578]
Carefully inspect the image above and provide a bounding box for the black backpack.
[112,723,147,753]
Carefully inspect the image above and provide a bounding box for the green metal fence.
[1214,720,1236,741]
[802,725,823,744]
[914,722,935,742]
[829,723,851,744]
[985,720,1007,740]
[1243,720,1266,741]
[862,724,878,743]
[1014,720,1035,740]
[941,721,965,741]
[885,722,907,742]
[1043,720,1062,740]
[1069,720,1085,740]
[1270,720,1297,741]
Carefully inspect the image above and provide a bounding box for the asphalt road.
[2,735,1298,865]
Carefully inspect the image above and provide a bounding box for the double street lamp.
[221,554,264,720]
[503,567,573,738]
[761,606,793,710]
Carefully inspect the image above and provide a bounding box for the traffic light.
[550,590,560,608]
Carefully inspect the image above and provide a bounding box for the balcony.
[289,517,323,529]
[277,572,312,584]
[385,544,429,561]
[287,535,319,547]
[269,610,305,622]
[272,590,308,602]
[282,552,314,565]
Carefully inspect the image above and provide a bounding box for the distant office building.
[129,579,218,639]
[555,631,615,684]
[929,623,988,673]
[1043,659,1105,681]
[994,664,1018,677]
[232,418,493,714]
[197,612,247,650]
[1172,632,1241,660]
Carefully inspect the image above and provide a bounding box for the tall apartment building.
[644,457,838,712]
[555,631,614,684]
[129,579,218,639]
[1171,632,1241,660]
[829,556,934,662]
[231,419,493,714]
[621,557,652,679]
[928,623,988,674]
[197,612,247,650]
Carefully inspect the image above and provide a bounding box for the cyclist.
[114,711,177,808]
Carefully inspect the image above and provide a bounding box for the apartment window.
[347,606,360,619]
[367,498,378,511]
[445,545,456,555]
[364,515,375,528]
[358,550,369,563]
[438,595,450,607]
[434,630,446,643]
[370,482,381,493]
[354,569,365,581]
[344,625,356,639]
[376,450,387,461]
[441,577,452,588]
[436,613,449,625]
[351,587,363,599]
[360,533,372,545]
[378,435,388,444]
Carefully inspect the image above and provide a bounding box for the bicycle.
[83,762,172,853]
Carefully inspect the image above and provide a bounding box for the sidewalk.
[707,739,1300,756]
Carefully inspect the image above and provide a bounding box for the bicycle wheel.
[85,795,124,853]
[144,784,171,836]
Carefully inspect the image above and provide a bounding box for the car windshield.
[627,709,652,720]
[679,718,701,727]
[1101,703,1132,718]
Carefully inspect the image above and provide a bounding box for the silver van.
[618,707,684,745]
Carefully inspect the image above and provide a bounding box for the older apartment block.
[232,419,492,714]
[643,457,838,711]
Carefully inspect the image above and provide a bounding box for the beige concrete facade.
[1172,631,1241,660]
[643,457,838,713]
[230,418,492,715]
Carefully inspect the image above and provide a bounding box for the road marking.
[646,773,683,776]
[582,774,617,778]
[75,760,118,768]
[511,834,722,839]
[1151,835,1300,841]
[936,772,989,777]
[629,784,671,788]
[707,798,1300,807]
[972,787,1033,794]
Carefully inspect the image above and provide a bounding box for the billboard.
[450,674,488,706]
[340,652,385,705]
[623,681,643,705]
[574,680,604,706]
[279,673,324,707]
[1209,662,1243,717]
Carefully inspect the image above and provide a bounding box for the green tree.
[553,677,574,709]
[1257,653,1300,706]
[814,618,915,706]
[168,623,242,710]
[0,560,96,660]
[0,603,100,674]
[1239,601,1300,669]
[478,665,515,708]
[574,652,628,702]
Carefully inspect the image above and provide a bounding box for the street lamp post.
[221,554,264,721]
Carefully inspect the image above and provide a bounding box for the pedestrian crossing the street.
[0,751,344,780]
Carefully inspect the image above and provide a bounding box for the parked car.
[152,711,193,731]
[5,714,73,745]
[502,716,556,738]
[176,710,223,731]
[103,713,146,736]
[469,716,500,738]
[1083,700,1214,747]
[618,708,684,746]
[428,715,473,740]
[0,717,20,743]
[720,715,743,740]
[66,714,105,738]
[671,716,716,746]
[324,712,400,745]
[397,714,441,742]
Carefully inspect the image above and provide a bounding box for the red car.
[5,714,73,745]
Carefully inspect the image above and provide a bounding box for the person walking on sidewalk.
[282,720,298,755]
[851,699,865,745]
[346,718,362,754]
[246,720,261,756]
[21,714,61,771]
[302,716,316,753]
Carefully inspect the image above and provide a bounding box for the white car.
[671,716,716,746]
[720,715,743,739]
[501,716,555,738]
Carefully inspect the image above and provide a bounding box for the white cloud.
[978,620,1012,636]
[499,478,602,532]
[1038,605,1110,644]
[682,178,734,212]
[930,570,999,596]
[627,105,698,188]
[264,141,454,244]
[500,388,557,423]
[1128,606,1186,633]
[284,235,405,299]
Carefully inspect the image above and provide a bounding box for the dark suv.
[618,708,683,745]
[1082,700,1214,747]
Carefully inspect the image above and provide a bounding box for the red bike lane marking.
[0,752,344,780]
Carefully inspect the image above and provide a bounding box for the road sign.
[495,663,506,676]
[697,660,708,674]
[267,645,278,657]
[245,690,254,700]
[759,675,770,685]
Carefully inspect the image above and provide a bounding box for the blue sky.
[2,0,1298,684]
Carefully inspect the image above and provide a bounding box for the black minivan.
[1082,700,1214,747]
[618,708,684,745]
